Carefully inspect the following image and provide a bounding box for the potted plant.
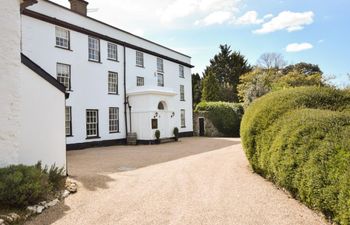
[173,127,179,141]
[155,130,160,144]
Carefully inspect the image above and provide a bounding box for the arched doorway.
[156,101,171,138]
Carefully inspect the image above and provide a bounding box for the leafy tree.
[282,62,323,75]
[202,71,221,101]
[192,73,202,108]
[203,44,252,102]
[257,53,287,70]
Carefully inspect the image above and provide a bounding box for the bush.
[195,101,244,137]
[240,87,350,225]
[173,127,179,141]
[0,162,66,208]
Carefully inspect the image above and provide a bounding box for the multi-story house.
[21,0,194,149]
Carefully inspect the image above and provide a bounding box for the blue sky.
[51,0,350,87]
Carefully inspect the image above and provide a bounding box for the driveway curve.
[26,137,328,225]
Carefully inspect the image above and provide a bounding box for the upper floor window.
[86,109,99,138]
[88,36,100,62]
[65,106,72,136]
[56,63,71,90]
[157,58,164,73]
[181,109,186,128]
[137,76,144,86]
[55,27,70,49]
[136,51,144,67]
[108,72,118,94]
[179,65,184,78]
[180,85,185,101]
[109,107,119,133]
[107,43,118,61]
[157,73,164,87]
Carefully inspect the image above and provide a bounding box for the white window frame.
[65,106,72,136]
[180,85,185,101]
[136,51,144,67]
[181,109,186,128]
[179,65,184,78]
[108,72,118,94]
[88,36,100,62]
[109,107,119,133]
[55,27,70,49]
[157,73,164,87]
[157,58,164,72]
[86,109,99,138]
[56,63,71,90]
[137,76,144,86]
[107,42,118,61]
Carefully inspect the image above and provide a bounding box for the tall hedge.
[195,101,243,137]
[240,87,350,225]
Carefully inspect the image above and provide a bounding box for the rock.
[47,199,59,207]
[65,179,78,193]
[61,190,70,198]
[27,206,37,214]
[36,206,45,214]
[0,218,5,225]
[0,214,13,223]
[8,213,20,222]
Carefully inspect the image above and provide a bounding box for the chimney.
[69,0,88,16]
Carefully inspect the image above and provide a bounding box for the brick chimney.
[69,0,88,16]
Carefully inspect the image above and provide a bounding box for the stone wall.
[193,112,224,137]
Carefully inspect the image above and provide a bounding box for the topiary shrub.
[0,162,66,208]
[195,101,244,137]
[240,86,350,225]
[173,127,179,141]
[155,130,160,144]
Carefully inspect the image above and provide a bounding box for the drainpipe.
[123,46,128,136]
[128,104,132,133]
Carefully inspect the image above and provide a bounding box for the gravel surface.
[26,137,328,225]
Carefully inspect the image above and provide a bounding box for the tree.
[257,53,287,70]
[203,44,252,102]
[192,73,202,108]
[282,62,323,75]
[202,71,221,101]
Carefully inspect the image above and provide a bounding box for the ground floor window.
[86,109,99,138]
[65,106,72,136]
[181,109,186,128]
[109,107,119,133]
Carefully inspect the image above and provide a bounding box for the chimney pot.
[69,0,88,16]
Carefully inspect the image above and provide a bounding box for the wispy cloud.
[286,42,313,52]
[235,11,264,25]
[254,11,314,34]
[195,11,233,26]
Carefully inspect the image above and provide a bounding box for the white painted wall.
[21,0,193,143]
[19,65,66,168]
[0,0,22,167]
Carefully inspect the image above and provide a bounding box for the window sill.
[181,126,186,128]
[180,100,185,102]
[107,58,119,62]
[108,93,119,95]
[55,46,73,51]
[88,59,102,64]
[136,65,145,68]
[86,136,101,140]
[66,135,73,137]
[109,131,120,134]
[179,76,185,79]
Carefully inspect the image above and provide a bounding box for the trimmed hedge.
[240,87,350,225]
[195,101,244,137]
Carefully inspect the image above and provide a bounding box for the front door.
[199,118,205,136]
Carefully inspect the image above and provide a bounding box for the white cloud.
[195,11,233,26]
[254,11,314,34]
[286,42,313,52]
[235,11,263,25]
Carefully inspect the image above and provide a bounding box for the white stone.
[27,206,37,214]
[8,212,20,222]
[61,190,70,198]
[36,206,45,214]
[0,218,5,225]
[47,199,59,207]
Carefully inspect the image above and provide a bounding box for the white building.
[0,0,66,168]
[21,0,194,149]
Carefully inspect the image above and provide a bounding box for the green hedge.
[240,87,350,225]
[195,101,244,137]
[0,162,66,208]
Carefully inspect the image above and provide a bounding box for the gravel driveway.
[26,137,328,225]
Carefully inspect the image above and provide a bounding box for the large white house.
[21,0,194,149]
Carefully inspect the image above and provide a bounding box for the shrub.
[0,162,66,208]
[240,86,350,225]
[195,101,244,137]
[173,127,179,141]
[155,130,160,140]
